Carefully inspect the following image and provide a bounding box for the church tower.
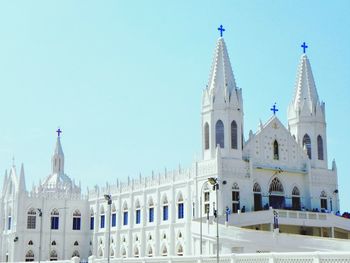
[287,52,328,169]
[202,35,243,160]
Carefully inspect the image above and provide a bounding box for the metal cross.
[270,103,278,115]
[218,25,225,37]
[301,42,308,53]
[56,128,62,137]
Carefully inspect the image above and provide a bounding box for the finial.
[217,25,225,37]
[56,128,62,137]
[301,42,308,54]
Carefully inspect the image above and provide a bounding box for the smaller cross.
[56,128,62,137]
[217,25,225,37]
[301,42,308,53]
[270,103,278,115]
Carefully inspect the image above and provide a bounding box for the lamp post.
[199,181,208,255]
[208,177,219,263]
[37,209,43,263]
[104,195,112,263]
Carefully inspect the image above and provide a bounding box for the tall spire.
[18,163,26,191]
[52,131,65,174]
[207,37,239,105]
[291,54,321,115]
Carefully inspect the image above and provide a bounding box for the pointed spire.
[18,163,26,191]
[292,54,320,114]
[52,131,65,174]
[207,38,239,104]
[54,136,64,156]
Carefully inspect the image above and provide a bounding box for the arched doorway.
[269,178,285,209]
[253,183,262,211]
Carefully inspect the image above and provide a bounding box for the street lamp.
[207,177,219,263]
[37,209,43,263]
[104,194,112,263]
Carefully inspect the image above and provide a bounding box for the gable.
[244,116,308,170]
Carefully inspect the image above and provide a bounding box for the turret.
[202,35,244,160]
[288,52,328,168]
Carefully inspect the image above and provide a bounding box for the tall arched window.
[72,210,81,230]
[147,245,153,257]
[177,244,184,256]
[273,140,279,160]
[204,123,210,150]
[8,208,12,230]
[320,191,327,210]
[303,134,312,159]
[134,246,139,258]
[27,208,36,229]
[51,209,59,230]
[215,120,224,148]
[135,200,141,224]
[162,196,169,221]
[148,198,154,223]
[123,202,128,225]
[25,250,34,262]
[203,184,210,215]
[232,183,240,213]
[90,209,94,230]
[292,187,301,210]
[253,183,262,211]
[161,245,168,256]
[231,120,238,149]
[100,206,105,229]
[177,193,184,219]
[317,135,324,160]
[111,205,116,227]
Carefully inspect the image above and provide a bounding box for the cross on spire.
[217,25,225,37]
[56,128,62,137]
[301,42,308,53]
[270,103,279,115]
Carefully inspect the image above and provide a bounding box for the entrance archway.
[269,178,285,209]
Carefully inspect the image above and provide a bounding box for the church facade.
[1,34,349,262]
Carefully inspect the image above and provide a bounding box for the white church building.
[1,32,350,262]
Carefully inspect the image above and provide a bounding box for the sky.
[0,1,349,211]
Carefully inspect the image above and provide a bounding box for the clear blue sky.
[0,1,349,211]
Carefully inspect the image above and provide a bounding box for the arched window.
[134,246,139,258]
[148,198,154,223]
[317,135,324,160]
[203,184,210,215]
[111,205,116,227]
[123,202,128,225]
[73,241,79,246]
[231,120,238,149]
[28,240,33,246]
[232,183,240,213]
[50,250,58,261]
[27,208,36,229]
[292,187,301,210]
[121,247,127,258]
[135,200,141,224]
[177,193,184,219]
[162,195,169,221]
[177,244,184,256]
[204,123,210,150]
[269,178,284,193]
[303,134,311,159]
[71,250,80,258]
[320,191,327,210]
[100,206,105,229]
[8,208,12,230]
[147,245,153,257]
[110,248,115,257]
[90,209,94,230]
[161,245,168,256]
[98,247,103,258]
[215,120,224,148]
[51,209,59,230]
[72,210,81,230]
[253,183,262,211]
[51,240,56,246]
[273,140,279,160]
[25,250,34,262]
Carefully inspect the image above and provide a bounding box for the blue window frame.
[111,213,116,227]
[90,216,94,230]
[72,217,81,230]
[163,205,168,221]
[8,217,11,230]
[123,211,128,225]
[149,207,154,222]
[136,210,141,224]
[100,215,105,229]
[51,216,59,230]
[178,203,184,219]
